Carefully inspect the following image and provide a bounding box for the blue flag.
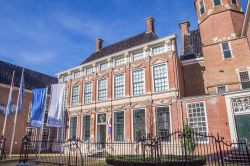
[30,88,46,128]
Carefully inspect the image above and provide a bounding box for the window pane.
[200,1,205,15]
[115,57,125,66]
[114,111,124,141]
[70,117,77,138]
[132,70,145,96]
[214,0,221,6]
[217,86,226,94]
[133,51,144,61]
[98,78,107,101]
[100,62,108,70]
[71,86,79,106]
[187,102,208,142]
[82,115,91,141]
[133,109,145,141]
[86,68,93,75]
[153,64,168,92]
[114,74,125,99]
[232,0,237,4]
[156,107,170,142]
[74,71,80,79]
[222,43,232,59]
[97,113,106,124]
[84,83,92,104]
[152,45,165,56]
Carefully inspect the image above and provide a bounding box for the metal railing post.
[217,134,224,166]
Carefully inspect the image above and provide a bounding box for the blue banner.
[30,88,46,128]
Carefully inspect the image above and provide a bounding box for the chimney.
[179,21,190,56]
[96,38,103,52]
[145,17,155,33]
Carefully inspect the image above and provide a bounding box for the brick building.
[0,60,57,153]
[57,0,250,143]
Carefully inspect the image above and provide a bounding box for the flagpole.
[38,87,48,159]
[9,69,24,158]
[2,71,15,137]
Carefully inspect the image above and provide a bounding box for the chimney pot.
[145,17,155,33]
[96,38,103,52]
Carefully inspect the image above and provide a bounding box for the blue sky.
[0,0,248,76]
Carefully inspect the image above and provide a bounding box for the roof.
[81,32,158,64]
[180,29,203,61]
[0,60,57,90]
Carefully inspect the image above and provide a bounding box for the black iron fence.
[0,135,6,161]
[19,130,250,166]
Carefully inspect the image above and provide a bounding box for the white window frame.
[131,108,147,142]
[112,110,126,142]
[153,106,172,143]
[100,62,108,71]
[186,101,209,143]
[213,0,222,7]
[199,0,206,16]
[151,63,169,93]
[71,85,79,107]
[68,115,78,139]
[237,70,250,90]
[81,114,91,142]
[113,73,126,99]
[132,50,144,61]
[84,82,92,104]
[220,42,233,60]
[41,128,50,149]
[86,67,94,75]
[151,44,166,56]
[131,68,146,96]
[95,112,107,142]
[97,78,108,101]
[216,85,227,94]
[74,71,81,79]
[114,56,125,66]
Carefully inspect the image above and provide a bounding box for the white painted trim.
[81,114,91,141]
[153,105,172,143]
[113,73,126,100]
[151,62,169,93]
[83,82,93,104]
[71,85,80,107]
[186,101,209,143]
[220,42,234,60]
[131,108,147,142]
[181,57,204,66]
[68,115,78,139]
[131,68,146,96]
[96,77,108,102]
[224,92,250,142]
[216,85,228,94]
[56,35,176,77]
[96,112,107,142]
[112,110,126,142]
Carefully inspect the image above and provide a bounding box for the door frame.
[225,91,250,142]
[96,112,107,142]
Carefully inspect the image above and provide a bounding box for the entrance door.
[235,114,250,141]
[97,113,106,148]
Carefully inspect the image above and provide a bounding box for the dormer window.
[132,51,144,61]
[152,45,165,56]
[86,67,93,75]
[213,0,221,6]
[200,0,205,15]
[115,57,125,66]
[231,0,237,5]
[222,42,232,59]
[74,71,80,79]
[100,62,108,71]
